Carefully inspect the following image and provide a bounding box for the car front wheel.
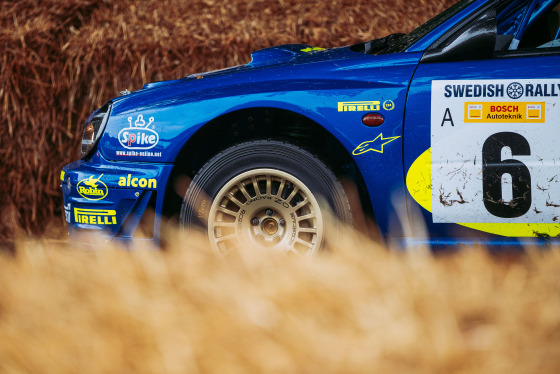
[180,140,352,255]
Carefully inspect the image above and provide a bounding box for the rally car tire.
[180,140,352,255]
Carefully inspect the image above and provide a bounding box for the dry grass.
[0,0,458,239]
[0,228,559,373]
[3,1,559,372]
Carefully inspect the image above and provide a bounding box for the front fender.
[99,52,420,166]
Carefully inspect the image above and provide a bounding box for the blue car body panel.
[405,54,560,247]
[62,153,173,242]
[62,0,560,248]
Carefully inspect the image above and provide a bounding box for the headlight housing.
[81,102,112,158]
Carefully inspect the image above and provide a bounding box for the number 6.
[482,132,531,218]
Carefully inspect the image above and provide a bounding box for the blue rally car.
[62,0,560,252]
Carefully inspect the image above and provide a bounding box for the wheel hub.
[249,208,286,245]
[261,217,278,235]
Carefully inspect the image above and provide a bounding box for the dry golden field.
[1,228,560,373]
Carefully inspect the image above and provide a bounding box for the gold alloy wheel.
[207,168,324,255]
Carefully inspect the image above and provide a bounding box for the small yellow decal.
[77,174,108,200]
[338,101,381,112]
[300,47,325,52]
[74,208,117,225]
[118,174,157,189]
[383,100,395,111]
[60,170,65,182]
[352,134,401,155]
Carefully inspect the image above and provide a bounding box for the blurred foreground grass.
[1,229,560,374]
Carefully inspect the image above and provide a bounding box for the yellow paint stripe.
[405,148,560,237]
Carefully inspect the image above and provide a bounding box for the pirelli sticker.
[338,101,380,112]
[464,102,545,123]
[337,100,395,112]
[74,208,117,225]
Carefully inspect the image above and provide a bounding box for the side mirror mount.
[421,7,497,63]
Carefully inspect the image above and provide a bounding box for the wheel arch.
[161,107,377,235]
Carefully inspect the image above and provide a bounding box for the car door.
[404,0,560,247]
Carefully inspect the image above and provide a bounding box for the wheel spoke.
[298,227,317,234]
[237,183,252,201]
[296,213,315,222]
[293,196,309,209]
[213,222,236,228]
[276,179,286,198]
[286,247,304,256]
[227,192,243,207]
[266,175,272,196]
[285,187,299,205]
[251,176,261,197]
[217,206,238,217]
[215,234,237,243]
[295,239,314,249]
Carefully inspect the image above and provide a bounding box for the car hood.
[108,43,405,114]
[135,44,348,90]
[132,43,346,80]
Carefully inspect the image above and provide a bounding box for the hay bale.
[0,0,458,238]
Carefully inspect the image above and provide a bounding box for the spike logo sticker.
[118,114,159,150]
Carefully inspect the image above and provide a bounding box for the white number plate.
[431,79,560,223]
